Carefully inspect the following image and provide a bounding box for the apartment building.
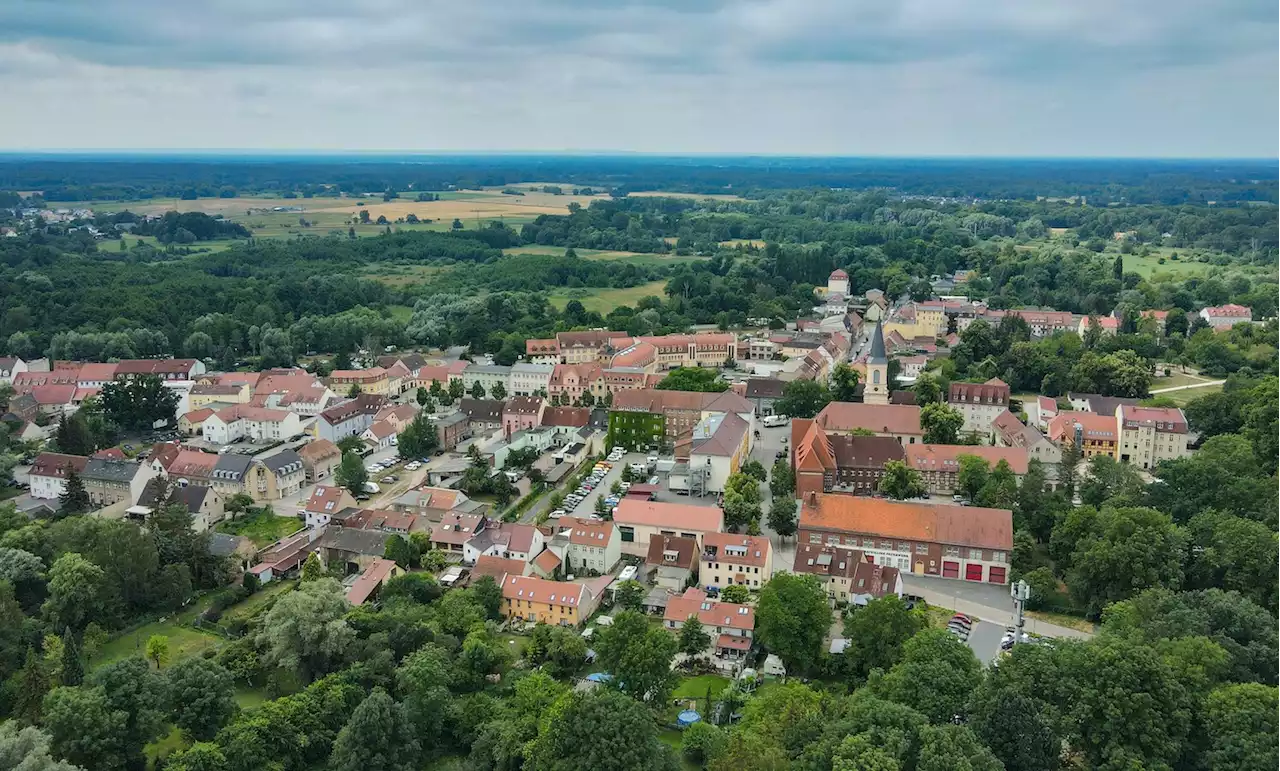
[202,405,302,445]
[904,444,1029,495]
[792,423,906,499]
[1117,405,1191,469]
[947,378,1011,435]
[791,543,903,606]
[510,362,555,396]
[28,452,88,500]
[699,532,773,591]
[500,574,603,627]
[809,402,924,444]
[663,587,755,661]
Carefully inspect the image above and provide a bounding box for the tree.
[42,553,105,632]
[878,460,926,500]
[59,628,83,687]
[329,687,420,771]
[831,363,860,401]
[40,686,129,771]
[765,496,797,539]
[681,721,728,767]
[968,687,1060,771]
[921,402,964,444]
[740,458,767,482]
[335,451,369,498]
[53,414,95,456]
[255,577,354,680]
[719,584,750,604]
[526,625,589,678]
[977,459,1018,509]
[396,412,440,459]
[768,457,794,498]
[415,387,429,406]
[594,611,677,704]
[916,724,1002,771]
[774,379,831,419]
[0,722,84,771]
[448,378,465,400]
[656,367,728,392]
[527,688,678,771]
[222,492,254,522]
[165,743,228,771]
[490,381,507,400]
[912,372,943,405]
[145,634,170,670]
[1148,434,1277,526]
[678,615,711,657]
[842,595,926,682]
[300,552,323,582]
[876,628,981,724]
[1066,506,1185,616]
[166,657,236,741]
[1203,683,1278,771]
[89,656,168,765]
[756,574,829,674]
[99,374,179,431]
[614,580,644,612]
[469,381,487,399]
[955,455,989,501]
[347,384,362,398]
[1078,454,1144,508]
[11,648,50,725]
[383,535,416,570]
[831,734,901,771]
[721,472,762,532]
[57,470,91,516]
[1185,511,1278,613]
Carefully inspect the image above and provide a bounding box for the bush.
[1022,567,1066,611]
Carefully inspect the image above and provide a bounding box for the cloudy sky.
[0,0,1275,156]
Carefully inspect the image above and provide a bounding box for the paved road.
[966,620,1005,664]
[1149,379,1225,394]
[902,574,1094,640]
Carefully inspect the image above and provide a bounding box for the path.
[1149,379,1225,394]
[901,575,1094,640]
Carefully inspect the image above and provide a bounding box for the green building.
[606,410,666,452]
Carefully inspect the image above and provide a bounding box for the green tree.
[955,455,989,501]
[614,579,645,612]
[85,657,167,769]
[526,625,589,678]
[383,535,416,569]
[681,721,728,767]
[832,734,901,771]
[166,657,237,741]
[921,402,964,444]
[469,381,487,399]
[40,686,129,771]
[59,628,83,687]
[842,595,927,683]
[528,688,678,771]
[329,687,420,771]
[831,363,861,402]
[719,584,750,604]
[916,724,1002,771]
[165,742,228,771]
[678,615,711,657]
[912,372,943,405]
[740,458,767,482]
[1203,683,1278,771]
[768,457,794,498]
[57,470,91,516]
[53,414,95,456]
[977,459,1018,509]
[415,387,429,406]
[1149,434,1277,526]
[756,574,830,674]
[1185,511,1278,613]
[1066,506,1185,616]
[448,377,465,400]
[721,473,762,532]
[11,648,51,725]
[99,374,179,431]
[396,412,440,458]
[0,722,84,771]
[222,492,254,521]
[878,460,926,500]
[656,367,729,392]
[336,435,364,455]
[145,634,170,670]
[594,611,678,704]
[255,577,354,681]
[42,553,105,632]
[1078,454,1144,508]
[347,384,362,398]
[876,628,981,724]
[765,495,797,539]
[968,687,1060,771]
[774,379,831,419]
[300,552,323,582]
[335,451,369,498]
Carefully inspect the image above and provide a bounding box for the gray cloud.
[0,0,1274,155]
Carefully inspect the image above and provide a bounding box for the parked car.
[381,475,398,483]
[646,454,658,464]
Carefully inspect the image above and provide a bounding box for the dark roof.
[889,390,917,405]
[208,532,250,557]
[645,534,698,570]
[82,457,141,482]
[868,321,887,364]
[1066,392,1142,416]
[459,398,503,422]
[745,378,786,399]
[212,453,254,480]
[320,527,394,557]
[829,434,906,468]
[260,449,304,475]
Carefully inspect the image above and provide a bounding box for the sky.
[0,0,1276,157]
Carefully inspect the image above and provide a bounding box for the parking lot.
[557,450,651,519]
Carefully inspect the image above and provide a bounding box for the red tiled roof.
[297,438,341,462]
[1201,304,1251,317]
[29,384,76,405]
[662,587,754,630]
[905,444,1029,475]
[1119,405,1188,433]
[501,574,587,607]
[182,408,214,424]
[347,558,398,606]
[533,548,562,574]
[645,534,698,570]
[1047,412,1117,442]
[814,402,923,436]
[305,485,353,514]
[557,516,616,547]
[701,532,770,568]
[800,494,1013,551]
[473,555,527,581]
[613,500,724,534]
[30,452,88,479]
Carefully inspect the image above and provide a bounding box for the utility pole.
[1011,579,1030,644]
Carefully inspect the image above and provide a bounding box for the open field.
[92,620,224,668]
[629,190,743,201]
[719,239,766,249]
[217,510,304,546]
[503,244,708,266]
[362,263,452,288]
[1160,381,1224,406]
[1119,249,1214,278]
[547,280,669,313]
[1150,370,1213,389]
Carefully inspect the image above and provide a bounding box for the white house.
[681,412,752,494]
[509,362,555,396]
[462,522,545,565]
[202,405,302,445]
[28,452,88,500]
[461,364,513,396]
[361,420,398,451]
[315,395,385,442]
[827,268,849,297]
[0,357,29,385]
[538,516,622,576]
[947,378,1011,435]
[1199,304,1252,329]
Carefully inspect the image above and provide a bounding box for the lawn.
[1119,249,1213,278]
[221,580,296,626]
[1150,370,1214,390]
[547,280,669,314]
[217,509,304,546]
[1026,610,1097,634]
[92,620,224,668]
[673,674,731,702]
[145,725,187,769]
[387,304,415,322]
[1161,381,1224,406]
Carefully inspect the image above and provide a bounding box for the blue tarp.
[586,673,613,683]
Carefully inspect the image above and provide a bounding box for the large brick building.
[792,421,906,499]
[808,402,924,444]
[903,444,1029,495]
[798,493,1014,584]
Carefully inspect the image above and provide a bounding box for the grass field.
[216,510,303,546]
[503,244,708,267]
[547,280,669,313]
[92,620,224,668]
[1150,370,1214,389]
[1161,381,1224,406]
[1119,249,1215,278]
[361,263,451,288]
[673,674,731,702]
[387,304,415,322]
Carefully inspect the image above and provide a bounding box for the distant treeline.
[0,155,1275,203]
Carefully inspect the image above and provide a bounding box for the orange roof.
[501,574,587,607]
[701,532,770,568]
[473,555,527,582]
[347,558,398,606]
[182,408,214,424]
[169,450,217,477]
[297,438,341,462]
[662,587,754,630]
[800,494,1012,551]
[613,499,724,534]
[533,548,562,574]
[557,516,616,546]
[1047,412,1117,442]
[77,362,118,381]
[305,485,353,514]
[905,444,1029,475]
[794,420,835,472]
[815,402,923,435]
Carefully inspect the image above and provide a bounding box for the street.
[902,574,1093,640]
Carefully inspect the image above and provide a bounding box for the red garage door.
[987,566,1007,584]
[942,561,960,579]
[965,563,985,581]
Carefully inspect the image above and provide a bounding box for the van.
[630,463,647,474]
[762,414,789,428]
[363,482,381,494]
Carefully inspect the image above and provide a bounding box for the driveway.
[902,574,1093,640]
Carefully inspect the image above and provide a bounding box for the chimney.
[806,491,818,507]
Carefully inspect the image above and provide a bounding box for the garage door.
[987,566,1007,584]
[965,563,985,581]
[942,561,960,579]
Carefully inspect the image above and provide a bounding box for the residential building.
[676,412,751,494]
[327,367,397,396]
[373,404,420,433]
[361,420,398,451]
[1117,405,1191,469]
[524,330,633,365]
[500,574,602,627]
[0,357,28,385]
[388,486,469,522]
[1047,412,1119,459]
[1199,303,1252,329]
[548,362,603,403]
[1077,315,1119,338]
[613,499,724,556]
[663,587,755,662]
[510,362,555,396]
[744,378,786,416]
[799,493,1014,583]
[202,405,302,445]
[430,513,488,554]
[981,309,1078,338]
[503,396,545,439]
[346,558,403,606]
[827,268,849,296]
[810,402,924,444]
[644,534,698,591]
[297,439,342,483]
[28,452,88,500]
[904,444,1029,494]
[463,522,545,565]
[470,555,531,583]
[699,532,773,590]
[541,516,622,575]
[461,364,513,396]
[26,385,77,417]
[991,411,1063,467]
[639,332,736,370]
[791,421,907,499]
[113,358,206,382]
[947,378,1011,435]
[81,457,159,508]
[153,448,218,488]
[315,394,387,442]
[791,543,904,606]
[541,406,590,428]
[436,411,470,451]
[458,398,504,433]
[608,388,754,446]
[303,485,358,528]
[138,480,226,533]
[1028,395,1058,430]
[179,408,214,436]
[188,383,251,410]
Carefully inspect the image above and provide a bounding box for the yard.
[672,674,731,703]
[91,620,224,668]
[216,509,303,547]
[547,280,670,314]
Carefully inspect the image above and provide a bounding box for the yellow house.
[188,383,251,410]
[883,302,947,340]
[327,368,394,396]
[499,575,601,627]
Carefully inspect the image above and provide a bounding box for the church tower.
[864,320,890,405]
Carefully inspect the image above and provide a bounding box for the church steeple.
[864,320,889,405]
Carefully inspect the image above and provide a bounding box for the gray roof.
[213,453,254,480]
[464,364,512,376]
[745,378,786,399]
[321,527,395,557]
[459,398,503,422]
[208,532,249,557]
[82,457,141,482]
[437,411,470,428]
[511,362,554,374]
[260,449,304,476]
[868,320,887,364]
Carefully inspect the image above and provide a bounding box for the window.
[969,548,983,561]
[992,551,1006,564]
[915,544,928,554]
[827,535,839,545]
[945,546,960,557]
[809,533,821,544]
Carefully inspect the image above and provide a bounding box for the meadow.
[503,244,709,267]
[546,280,670,313]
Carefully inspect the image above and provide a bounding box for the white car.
[549,509,566,519]
[646,454,658,464]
